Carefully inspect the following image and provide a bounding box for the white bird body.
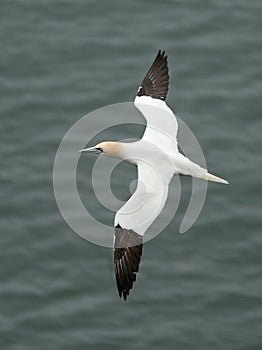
[79,51,228,300]
[106,136,227,236]
[114,139,174,236]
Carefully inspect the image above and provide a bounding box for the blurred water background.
[1,0,262,349]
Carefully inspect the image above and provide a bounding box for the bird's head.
[79,141,123,158]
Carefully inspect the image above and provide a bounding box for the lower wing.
[114,160,173,299]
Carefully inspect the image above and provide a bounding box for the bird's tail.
[204,171,229,184]
[177,156,229,184]
[188,161,229,184]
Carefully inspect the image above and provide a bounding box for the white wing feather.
[114,153,174,236]
[134,95,178,154]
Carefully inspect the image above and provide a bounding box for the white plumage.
[80,50,228,300]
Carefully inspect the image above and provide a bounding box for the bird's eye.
[95,147,103,153]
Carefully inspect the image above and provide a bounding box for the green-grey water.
[1,1,262,349]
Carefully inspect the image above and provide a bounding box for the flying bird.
[79,50,228,300]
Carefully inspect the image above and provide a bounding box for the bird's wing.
[113,51,177,300]
[137,49,169,100]
[134,50,178,154]
[114,225,143,300]
[114,159,173,299]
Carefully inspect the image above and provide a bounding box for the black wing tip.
[119,289,129,301]
[114,226,143,300]
[137,49,169,100]
[156,49,167,60]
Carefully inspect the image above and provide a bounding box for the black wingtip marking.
[114,227,143,301]
[137,50,169,101]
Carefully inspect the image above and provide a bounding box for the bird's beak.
[79,147,102,154]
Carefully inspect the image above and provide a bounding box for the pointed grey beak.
[79,147,102,154]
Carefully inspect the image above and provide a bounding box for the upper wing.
[114,159,174,299]
[137,50,169,100]
[134,50,178,154]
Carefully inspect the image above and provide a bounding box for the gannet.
[80,50,228,300]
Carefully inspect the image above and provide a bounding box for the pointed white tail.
[205,172,229,184]
[177,156,229,184]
